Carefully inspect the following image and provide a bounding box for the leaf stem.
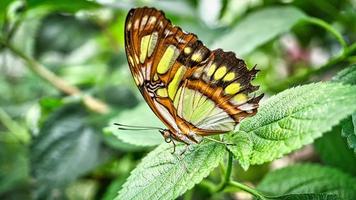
[301,17,347,51]
[0,39,109,114]
[228,181,267,200]
[216,151,233,192]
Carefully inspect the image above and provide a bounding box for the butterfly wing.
[125,7,262,142]
[173,49,263,135]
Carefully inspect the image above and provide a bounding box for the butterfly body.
[124,7,263,145]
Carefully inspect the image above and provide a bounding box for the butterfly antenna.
[114,123,163,131]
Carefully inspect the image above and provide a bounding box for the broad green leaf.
[239,82,356,165]
[116,141,225,200]
[332,64,356,85]
[31,104,102,199]
[104,103,164,147]
[102,177,128,200]
[12,9,45,56]
[341,114,356,153]
[213,6,307,56]
[271,193,339,200]
[225,131,252,170]
[0,0,12,26]
[0,142,29,194]
[27,0,99,12]
[314,126,356,175]
[333,65,356,153]
[257,164,356,200]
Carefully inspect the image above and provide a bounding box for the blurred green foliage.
[0,0,356,200]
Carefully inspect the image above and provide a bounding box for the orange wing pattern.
[124,7,263,144]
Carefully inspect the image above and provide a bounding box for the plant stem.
[0,108,30,144]
[229,181,267,200]
[302,17,347,51]
[216,151,233,192]
[0,39,109,114]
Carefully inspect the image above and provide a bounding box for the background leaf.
[257,164,356,200]
[341,114,356,153]
[31,104,102,199]
[314,125,356,175]
[271,193,339,200]
[0,142,29,195]
[332,64,356,85]
[238,82,356,165]
[117,142,225,200]
[104,103,164,147]
[333,65,356,153]
[213,6,307,56]
[27,0,99,12]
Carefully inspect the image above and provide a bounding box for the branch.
[228,181,267,200]
[0,39,109,114]
[301,17,347,51]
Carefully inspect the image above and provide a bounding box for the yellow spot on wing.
[148,32,158,57]
[207,64,216,76]
[127,21,132,30]
[133,73,143,86]
[234,93,247,104]
[191,52,203,62]
[225,83,240,95]
[134,19,139,29]
[156,88,168,97]
[214,66,227,80]
[153,73,159,81]
[148,16,156,25]
[140,15,148,30]
[128,56,134,66]
[184,47,192,54]
[140,35,150,63]
[168,66,187,99]
[223,72,235,81]
[157,45,179,74]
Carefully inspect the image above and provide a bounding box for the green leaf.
[314,125,356,175]
[341,114,356,153]
[213,6,307,56]
[0,142,29,194]
[104,103,164,147]
[31,104,102,199]
[333,65,356,153]
[239,82,356,165]
[257,164,356,200]
[271,193,339,200]
[116,141,225,200]
[12,9,44,56]
[102,177,128,200]
[0,0,12,25]
[225,131,252,170]
[27,0,99,13]
[332,64,356,85]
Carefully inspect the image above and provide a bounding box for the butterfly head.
[159,129,173,143]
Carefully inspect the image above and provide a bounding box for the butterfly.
[123,7,263,148]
